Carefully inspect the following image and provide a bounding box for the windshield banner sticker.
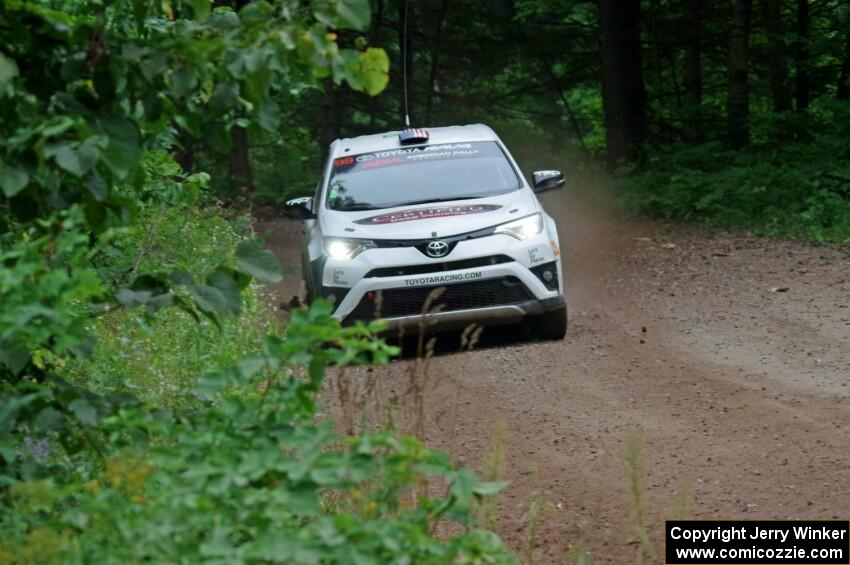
[354,204,502,225]
[334,143,479,171]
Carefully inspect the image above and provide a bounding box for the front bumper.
[318,232,564,327]
[361,295,565,332]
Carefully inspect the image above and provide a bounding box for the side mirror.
[532,170,565,193]
[284,196,315,219]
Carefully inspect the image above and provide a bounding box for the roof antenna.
[402,0,411,129]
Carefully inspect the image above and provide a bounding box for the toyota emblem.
[426,240,449,258]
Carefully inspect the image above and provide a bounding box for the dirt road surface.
[258,191,850,564]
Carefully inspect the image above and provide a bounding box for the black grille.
[371,225,498,258]
[364,255,513,278]
[530,261,559,291]
[346,277,531,321]
[371,225,496,249]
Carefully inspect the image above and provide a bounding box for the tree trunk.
[424,0,448,126]
[174,129,195,173]
[218,0,253,193]
[368,0,384,129]
[793,0,810,112]
[319,78,340,162]
[763,0,791,112]
[512,16,589,153]
[398,0,414,127]
[228,125,253,194]
[837,12,850,100]
[598,0,648,167]
[682,0,703,143]
[727,0,752,149]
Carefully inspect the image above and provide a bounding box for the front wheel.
[531,305,567,340]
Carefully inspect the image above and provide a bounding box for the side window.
[314,154,331,208]
[313,180,322,210]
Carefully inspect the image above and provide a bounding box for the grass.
[64,288,277,407]
[62,196,280,407]
[624,433,660,565]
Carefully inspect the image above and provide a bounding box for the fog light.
[531,261,559,291]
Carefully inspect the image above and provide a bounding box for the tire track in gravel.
[258,190,850,564]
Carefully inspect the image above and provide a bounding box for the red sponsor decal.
[361,157,405,169]
[355,204,501,225]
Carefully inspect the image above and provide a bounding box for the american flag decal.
[398,128,430,144]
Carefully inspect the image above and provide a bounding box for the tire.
[532,304,567,340]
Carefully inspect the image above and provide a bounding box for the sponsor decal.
[355,204,501,225]
[353,143,474,163]
[332,269,348,286]
[331,142,494,174]
[403,271,483,287]
[528,247,546,265]
[361,157,405,169]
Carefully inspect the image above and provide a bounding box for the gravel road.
[258,191,850,563]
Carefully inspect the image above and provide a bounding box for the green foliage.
[64,291,274,407]
[276,0,850,249]
[348,47,390,96]
[61,172,278,405]
[620,102,850,245]
[247,125,322,203]
[621,147,850,244]
[1,3,513,562]
[0,0,389,375]
[2,149,513,561]
[1,207,104,372]
[1,298,513,564]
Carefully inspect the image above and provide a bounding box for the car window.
[325,141,520,211]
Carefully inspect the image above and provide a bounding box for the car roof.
[328,124,500,159]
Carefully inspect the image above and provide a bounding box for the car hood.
[320,189,539,239]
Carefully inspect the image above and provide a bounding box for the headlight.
[495,213,543,240]
[323,238,374,260]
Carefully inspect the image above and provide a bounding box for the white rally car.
[285,124,567,339]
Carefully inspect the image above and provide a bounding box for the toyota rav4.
[285,124,567,339]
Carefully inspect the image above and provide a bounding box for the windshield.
[326,141,520,211]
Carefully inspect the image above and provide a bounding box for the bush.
[1,3,513,562]
[1,299,514,564]
[619,101,850,245]
[1,151,514,564]
[61,152,278,406]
